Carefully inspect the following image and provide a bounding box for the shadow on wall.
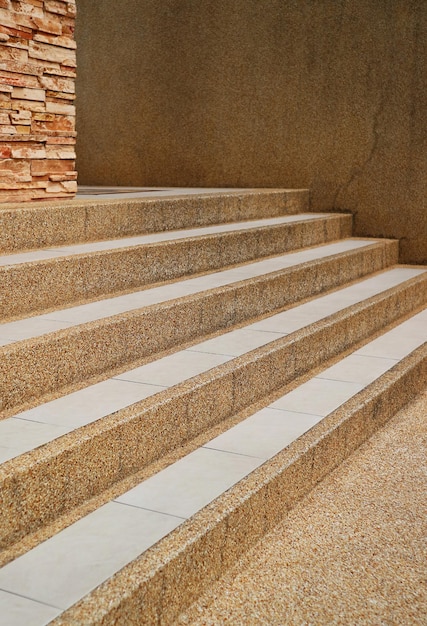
[75,0,427,263]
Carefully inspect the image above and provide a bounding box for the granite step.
[0,304,425,625]
[0,212,351,320]
[0,238,396,417]
[0,189,425,626]
[0,189,308,254]
[174,380,427,625]
[0,266,425,558]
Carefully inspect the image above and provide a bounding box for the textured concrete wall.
[75,0,426,263]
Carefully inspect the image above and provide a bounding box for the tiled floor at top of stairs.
[0,306,426,624]
[75,186,249,199]
[0,237,377,344]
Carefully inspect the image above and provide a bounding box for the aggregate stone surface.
[177,390,427,625]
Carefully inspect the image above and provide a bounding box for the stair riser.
[2,215,351,320]
[0,190,309,254]
[1,273,424,552]
[50,344,427,626]
[0,241,397,417]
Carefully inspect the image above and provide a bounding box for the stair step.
[0,188,308,254]
[2,265,421,462]
[174,388,427,625]
[0,267,425,555]
[0,307,425,625]
[1,213,351,320]
[0,188,425,626]
[0,238,397,416]
[0,238,391,344]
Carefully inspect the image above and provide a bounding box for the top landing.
[0,187,310,254]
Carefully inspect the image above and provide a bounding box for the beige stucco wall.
[75,0,426,263]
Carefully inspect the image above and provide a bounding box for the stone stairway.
[0,189,426,625]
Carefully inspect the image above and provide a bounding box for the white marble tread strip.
[75,186,249,199]
[0,589,59,626]
[0,306,426,624]
[0,213,329,267]
[0,268,425,466]
[0,238,380,344]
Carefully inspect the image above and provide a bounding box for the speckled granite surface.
[1,213,351,320]
[1,273,425,555]
[48,341,426,625]
[0,241,401,418]
[0,189,308,253]
[177,389,427,626]
[1,189,425,625]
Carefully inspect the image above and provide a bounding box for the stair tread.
[1,268,425,466]
[0,306,425,621]
[0,268,427,462]
[0,213,328,266]
[0,189,309,254]
[0,238,386,344]
[2,212,353,322]
[176,389,427,626]
[0,187,424,625]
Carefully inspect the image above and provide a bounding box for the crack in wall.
[332,88,387,211]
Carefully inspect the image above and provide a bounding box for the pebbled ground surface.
[176,389,427,625]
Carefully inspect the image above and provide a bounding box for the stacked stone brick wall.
[0,0,76,202]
